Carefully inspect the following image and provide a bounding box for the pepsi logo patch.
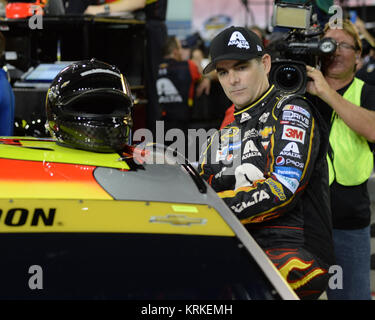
[276,156,285,166]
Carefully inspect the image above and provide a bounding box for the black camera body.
[269,1,336,94]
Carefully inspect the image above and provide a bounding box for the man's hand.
[355,17,375,48]
[84,5,103,15]
[196,77,211,97]
[306,65,335,102]
[234,163,265,190]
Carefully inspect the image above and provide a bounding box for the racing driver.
[198,26,334,299]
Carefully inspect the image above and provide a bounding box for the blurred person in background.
[84,0,168,137]
[157,36,210,153]
[354,17,375,85]
[0,31,15,136]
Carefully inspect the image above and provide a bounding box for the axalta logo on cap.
[228,31,250,49]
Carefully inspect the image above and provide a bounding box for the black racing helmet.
[46,58,133,153]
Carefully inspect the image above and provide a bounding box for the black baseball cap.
[203,26,265,74]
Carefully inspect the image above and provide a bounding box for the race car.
[0,136,297,300]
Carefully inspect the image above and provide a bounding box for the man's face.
[322,29,360,79]
[215,55,270,109]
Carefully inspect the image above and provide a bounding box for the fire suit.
[199,85,334,299]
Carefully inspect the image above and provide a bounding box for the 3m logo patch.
[282,125,305,144]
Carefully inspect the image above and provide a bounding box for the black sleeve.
[361,83,375,112]
[65,0,92,14]
[361,83,375,151]
[305,93,332,127]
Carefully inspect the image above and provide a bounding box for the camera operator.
[306,18,375,300]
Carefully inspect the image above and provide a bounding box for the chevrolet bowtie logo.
[149,214,207,226]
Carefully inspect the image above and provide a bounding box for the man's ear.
[262,54,272,75]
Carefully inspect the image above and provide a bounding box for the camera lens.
[275,65,302,91]
[269,60,307,94]
[269,61,306,94]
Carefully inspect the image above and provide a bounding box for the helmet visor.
[58,89,132,119]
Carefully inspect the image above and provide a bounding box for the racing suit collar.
[233,85,276,123]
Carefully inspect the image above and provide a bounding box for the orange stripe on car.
[0,158,113,199]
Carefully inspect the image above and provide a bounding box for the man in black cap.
[198,26,334,299]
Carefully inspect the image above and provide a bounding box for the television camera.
[269,1,337,94]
